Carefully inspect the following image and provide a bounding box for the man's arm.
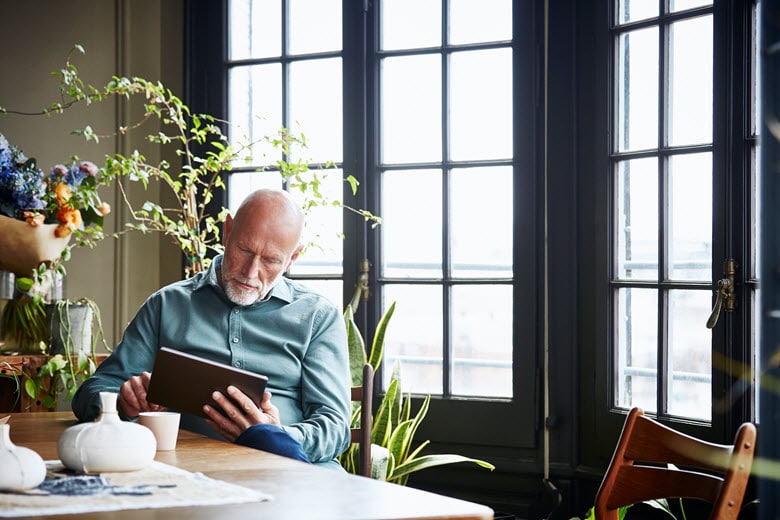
[71,295,161,421]
[284,304,352,463]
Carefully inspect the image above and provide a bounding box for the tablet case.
[146,346,269,418]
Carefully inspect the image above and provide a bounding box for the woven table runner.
[0,460,272,517]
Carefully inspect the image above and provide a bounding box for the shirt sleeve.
[71,294,161,422]
[282,303,352,464]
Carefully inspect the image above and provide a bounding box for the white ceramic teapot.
[0,422,46,490]
[58,391,156,473]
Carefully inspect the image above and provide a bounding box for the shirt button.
[232,337,239,343]
[234,361,240,368]
[234,309,240,315]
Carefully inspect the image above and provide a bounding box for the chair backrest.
[594,407,756,520]
[350,363,374,477]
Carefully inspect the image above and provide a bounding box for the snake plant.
[338,300,495,483]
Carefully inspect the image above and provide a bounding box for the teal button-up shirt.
[72,255,351,466]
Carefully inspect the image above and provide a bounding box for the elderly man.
[72,189,351,468]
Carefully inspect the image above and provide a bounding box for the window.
[214,0,538,446]
[226,0,345,309]
[376,0,514,398]
[609,0,759,423]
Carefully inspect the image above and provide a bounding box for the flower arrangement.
[0,132,111,265]
[0,134,112,408]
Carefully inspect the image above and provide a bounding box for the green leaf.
[386,419,415,464]
[389,454,495,482]
[344,305,367,387]
[644,499,676,519]
[372,379,398,447]
[24,378,39,399]
[368,301,395,373]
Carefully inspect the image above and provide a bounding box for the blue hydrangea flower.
[0,134,47,219]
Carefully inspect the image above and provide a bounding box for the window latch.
[706,259,736,329]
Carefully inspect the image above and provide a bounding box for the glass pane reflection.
[616,158,658,280]
[617,288,658,413]
[669,16,713,146]
[449,0,511,45]
[669,153,712,281]
[228,65,282,166]
[288,0,341,55]
[289,58,343,163]
[288,168,344,276]
[449,49,513,161]
[450,167,512,278]
[616,0,658,24]
[383,285,443,395]
[228,0,280,59]
[381,55,442,164]
[617,27,659,152]
[381,0,441,51]
[452,285,512,397]
[668,289,711,420]
[382,170,442,278]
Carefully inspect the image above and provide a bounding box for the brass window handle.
[706,259,736,329]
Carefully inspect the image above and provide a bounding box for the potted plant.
[339,291,495,482]
[0,132,112,410]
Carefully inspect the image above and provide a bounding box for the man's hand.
[203,387,280,442]
[119,371,165,418]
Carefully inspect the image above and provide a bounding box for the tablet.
[146,347,269,418]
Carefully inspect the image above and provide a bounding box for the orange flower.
[22,211,45,227]
[54,224,72,238]
[56,206,83,229]
[54,182,72,205]
[97,202,111,216]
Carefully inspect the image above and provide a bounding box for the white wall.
[0,0,184,348]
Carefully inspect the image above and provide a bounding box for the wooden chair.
[351,363,374,477]
[594,407,756,520]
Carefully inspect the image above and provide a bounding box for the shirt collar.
[195,254,293,305]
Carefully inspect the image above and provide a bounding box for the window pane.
[381,0,441,51]
[383,285,443,395]
[449,0,511,45]
[228,64,282,165]
[617,27,659,152]
[382,170,442,278]
[228,171,284,211]
[381,55,442,164]
[669,153,712,281]
[228,0,281,59]
[668,290,711,420]
[669,16,713,146]
[289,58,343,163]
[449,49,513,161]
[616,288,658,413]
[616,1,658,25]
[288,168,343,276]
[616,158,658,280]
[670,0,712,12]
[450,167,512,278]
[452,285,512,397]
[288,0,341,55]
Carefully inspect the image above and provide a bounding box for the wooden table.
[5,412,494,520]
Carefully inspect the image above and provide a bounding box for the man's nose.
[241,255,263,278]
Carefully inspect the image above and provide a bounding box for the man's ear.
[285,244,304,272]
[222,214,234,246]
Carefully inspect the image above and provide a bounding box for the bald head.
[220,189,305,305]
[231,189,305,244]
